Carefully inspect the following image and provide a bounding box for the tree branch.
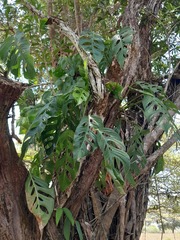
[139,129,179,179]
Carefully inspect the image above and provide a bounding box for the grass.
[140,232,180,240]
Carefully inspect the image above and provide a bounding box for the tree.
[0,0,179,239]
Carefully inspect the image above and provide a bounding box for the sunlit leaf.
[56,208,63,225]
[25,174,55,231]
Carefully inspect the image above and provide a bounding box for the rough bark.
[0,77,40,239]
[64,1,178,240]
[62,1,164,235]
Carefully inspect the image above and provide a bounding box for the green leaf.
[75,221,83,240]
[72,87,89,105]
[56,129,78,192]
[63,218,71,240]
[97,127,130,173]
[58,169,71,192]
[0,36,14,62]
[128,126,147,175]
[56,208,63,225]
[7,48,19,72]
[74,114,131,190]
[111,27,133,67]
[79,31,105,63]
[105,82,123,99]
[73,115,102,160]
[22,53,36,79]
[21,96,63,159]
[99,39,114,74]
[106,167,125,194]
[63,208,75,226]
[154,156,165,174]
[134,81,178,133]
[14,31,36,79]
[74,115,131,191]
[25,174,55,231]
[14,30,30,52]
[0,31,35,79]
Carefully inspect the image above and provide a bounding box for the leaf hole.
[38,190,52,198]
[40,205,49,214]
[30,187,35,196]
[33,197,37,206]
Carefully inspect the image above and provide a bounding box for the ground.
[140,232,180,240]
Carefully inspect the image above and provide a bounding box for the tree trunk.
[0,77,40,240]
[61,1,164,239]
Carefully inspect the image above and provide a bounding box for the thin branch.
[140,129,179,178]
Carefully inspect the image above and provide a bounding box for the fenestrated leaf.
[21,96,63,159]
[72,86,89,105]
[25,174,55,231]
[73,115,103,160]
[134,81,178,133]
[79,31,105,63]
[97,127,130,173]
[74,115,131,191]
[111,27,133,67]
